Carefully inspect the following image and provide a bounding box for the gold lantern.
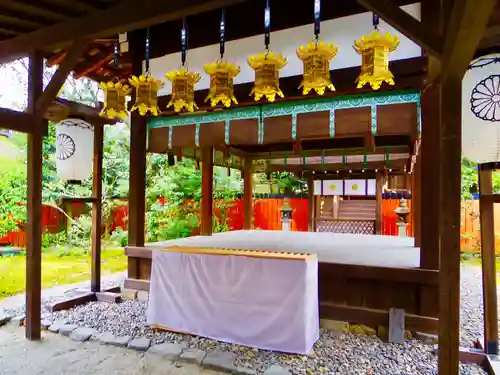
[353,30,400,90]
[204,60,240,107]
[99,81,131,121]
[296,41,338,95]
[128,74,164,116]
[165,68,201,113]
[248,51,287,102]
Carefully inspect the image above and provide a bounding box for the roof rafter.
[0,0,251,65]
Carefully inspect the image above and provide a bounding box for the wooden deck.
[125,231,438,333]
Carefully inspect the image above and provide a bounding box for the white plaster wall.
[147,3,421,96]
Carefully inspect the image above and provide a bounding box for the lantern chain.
[314,0,321,42]
[220,9,226,60]
[181,18,188,67]
[372,13,380,30]
[264,0,271,52]
[145,28,150,73]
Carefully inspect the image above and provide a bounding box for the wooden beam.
[0,107,35,133]
[479,167,499,354]
[356,0,443,57]
[412,151,422,247]
[91,123,104,293]
[441,0,497,81]
[35,39,86,118]
[0,0,251,64]
[25,50,44,341]
[243,157,253,230]
[200,148,213,236]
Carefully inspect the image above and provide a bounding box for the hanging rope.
[385,146,390,168]
[264,0,271,51]
[373,13,380,30]
[145,28,150,72]
[302,151,307,170]
[321,150,325,173]
[181,18,188,66]
[314,0,321,41]
[363,153,367,169]
[284,150,287,172]
[341,150,345,169]
[220,9,226,59]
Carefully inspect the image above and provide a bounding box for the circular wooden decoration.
[56,133,75,160]
[463,53,500,163]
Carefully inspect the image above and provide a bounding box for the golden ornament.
[247,51,287,102]
[204,60,240,107]
[99,81,131,121]
[296,40,338,95]
[353,30,400,90]
[165,68,201,113]
[128,74,164,116]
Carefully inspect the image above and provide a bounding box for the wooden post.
[200,148,213,236]
[375,171,383,234]
[479,165,499,354]
[438,76,462,375]
[307,174,315,232]
[412,152,422,247]
[127,31,147,279]
[91,124,104,293]
[243,157,253,230]
[25,51,44,341]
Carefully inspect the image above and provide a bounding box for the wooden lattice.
[316,219,375,234]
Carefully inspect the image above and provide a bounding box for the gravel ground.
[0,266,491,375]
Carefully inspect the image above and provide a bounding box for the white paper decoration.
[344,179,366,195]
[313,180,322,195]
[367,179,376,196]
[462,53,500,163]
[322,180,343,196]
[55,118,94,181]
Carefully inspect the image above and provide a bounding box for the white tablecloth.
[147,249,319,354]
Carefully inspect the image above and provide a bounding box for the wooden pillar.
[375,171,383,234]
[478,166,499,354]
[307,174,315,232]
[91,124,104,293]
[127,31,147,279]
[200,148,213,236]
[26,51,44,341]
[412,152,422,247]
[438,76,462,375]
[243,157,253,230]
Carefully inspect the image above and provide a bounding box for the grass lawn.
[0,248,127,300]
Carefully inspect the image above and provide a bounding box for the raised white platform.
[149,230,420,269]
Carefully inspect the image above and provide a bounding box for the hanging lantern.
[204,10,240,108]
[99,81,131,121]
[129,74,164,116]
[353,14,400,90]
[297,0,338,96]
[248,0,287,102]
[165,18,201,112]
[462,53,500,163]
[55,118,94,182]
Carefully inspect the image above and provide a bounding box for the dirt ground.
[0,327,224,375]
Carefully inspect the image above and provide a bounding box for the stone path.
[0,326,226,375]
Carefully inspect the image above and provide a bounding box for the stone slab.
[202,352,236,373]
[234,367,258,375]
[70,327,96,342]
[127,337,151,351]
[121,289,138,301]
[59,324,78,336]
[179,348,206,366]
[148,342,187,361]
[47,320,67,333]
[137,290,149,302]
[263,365,293,375]
[99,332,131,347]
[41,320,53,330]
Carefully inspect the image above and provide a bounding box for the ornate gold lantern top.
[99,81,131,121]
[165,68,201,113]
[204,60,240,107]
[353,30,400,90]
[128,74,164,116]
[296,40,338,95]
[247,51,287,102]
